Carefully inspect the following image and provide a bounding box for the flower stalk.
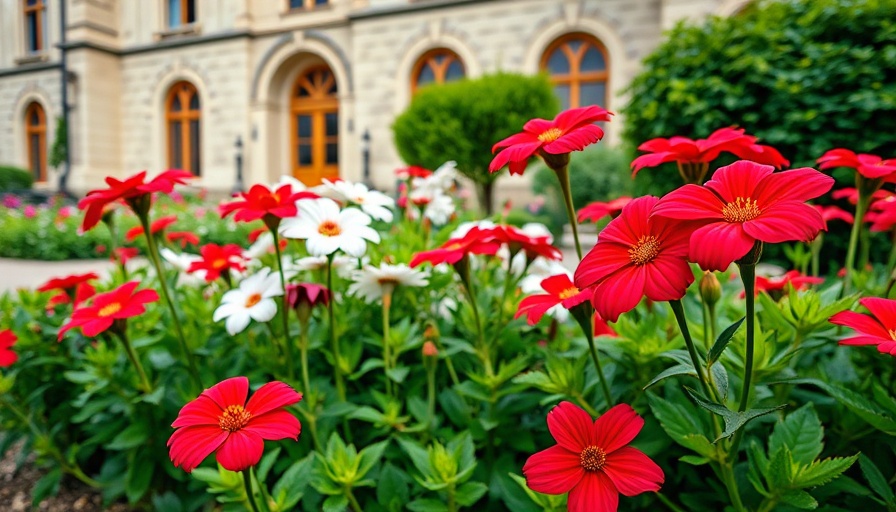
[554,164,583,260]
[271,229,296,382]
[111,325,152,394]
[843,193,871,294]
[737,262,757,412]
[242,469,263,512]
[326,255,347,402]
[381,285,394,398]
[669,300,712,397]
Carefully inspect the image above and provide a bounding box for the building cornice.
[348,0,494,20]
[57,29,255,56]
[0,62,61,78]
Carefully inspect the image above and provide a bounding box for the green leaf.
[31,467,61,507]
[769,404,823,465]
[272,454,313,511]
[322,494,348,512]
[407,498,450,512]
[190,467,224,486]
[357,440,389,479]
[397,438,432,478]
[685,387,785,441]
[795,455,858,488]
[787,378,896,435]
[455,481,488,507]
[376,463,410,512]
[125,449,154,503]
[679,455,711,466]
[768,447,794,490]
[386,366,410,384]
[707,317,745,365]
[780,489,818,509]
[107,422,149,450]
[648,393,715,458]
[348,406,385,424]
[256,447,281,482]
[643,363,697,390]
[859,453,896,504]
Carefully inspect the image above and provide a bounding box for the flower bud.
[422,341,438,358]
[699,271,721,307]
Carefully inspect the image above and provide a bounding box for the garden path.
[0,258,121,293]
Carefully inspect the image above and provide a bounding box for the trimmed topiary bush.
[0,165,34,192]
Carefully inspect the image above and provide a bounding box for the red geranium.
[489,106,612,175]
[410,227,502,267]
[0,330,18,367]
[168,376,302,473]
[575,196,696,322]
[58,281,159,339]
[814,205,854,227]
[167,231,201,248]
[830,297,896,356]
[577,197,632,223]
[219,184,316,227]
[488,225,562,262]
[37,272,99,294]
[817,149,896,180]
[125,215,178,242]
[743,270,824,298]
[523,402,663,512]
[79,170,194,231]
[652,161,834,271]
[515,274,592,325]
[112,247,140,266]
[188,243,247,283]
[631,127,789,182]
[47,282,96,309]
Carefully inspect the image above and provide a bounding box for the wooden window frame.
[287,0,329,11]
[23,0,46,53]
[540,33,610,109]
[165,81,201,176]
[25,102,47,183]
[290,65,339,185]
[168,0,196,28]
[410,48,465,95]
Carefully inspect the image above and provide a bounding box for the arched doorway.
[24,102,47,182]
[165,81,202,175]
[290,65,338,185]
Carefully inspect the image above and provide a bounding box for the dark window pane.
[30,134,41,179]
[30,109,40,125]
[328,79,337,94]
[297,115,312,137]
[325,113,337,136]
[547,49,569,75]
[290,0,304,8]
[434,54,445,65]
[567,40,582,54]
[580,82,606,108]
[189,92,200,110]
[445,60,464,81]
[168,0,181,27]
[186,0,195,23]
[554,84,570,110]
[189,120,201,175]
[417,65,435,87]
[315,0,328,5]
[170,122,182,168]
[298,144,312,166]
[171,95,182,112]
[297,85,309,97]
[581,46,606,71]
[27,0,38,5]
[326,143,338,164]
[26,13,38,52]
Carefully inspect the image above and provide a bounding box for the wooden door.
[291,65,339,185]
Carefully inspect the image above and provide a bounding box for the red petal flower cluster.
[575,196,696,322]
[830,297,896,357]
[523,402,663,512]
[124,215,178,242]
[515,274,592,325]
[631,127,789,177]
[817,149,896,180]
[37,272,99,294]
[813,205,854,227]
[78,170,194,231]
[490,106,612,175]
[652,161,834,271]
[743,270,823,298]
[0,330,18,367]
[489,225,562,261]
[58,281,159,339]
[577,197,632,223]
[219,184,316,223]
[167,231,201,248]
[188,243,247,282]
[168,376,302,472]
[410,227,503,267]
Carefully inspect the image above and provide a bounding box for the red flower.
[577,197,633,223]
[523,402,663,512]
[869,198,896,232]
[47,282,96,309]
[37,272,99,294]
[58,281,159,339]
[742,270,824,298]
[631,127,789,178]
[515,274,591,325]
[574,196,696,322]
[167,231,201,248]
[219,184,315,224]
[124,215,178,242]
[112,247,140,266]
[489,106,613,175]
[410,227,502,267]
[830,297,896,356]
[831,187,893,205]
[0,330,18,367]
[652,161,834,271]
[78,170,194,231]
[168,376,302,473]
[593,314,617,338]
[488,225,562,262]
[813,205,854,227]
[188,244,246,282]
[396,165,432,179]
[286,283,331,310]
[817,149,896,180]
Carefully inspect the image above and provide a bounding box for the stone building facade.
[0,0,749,197]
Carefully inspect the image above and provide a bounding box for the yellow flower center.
[579,445,607,472]
[218,404,251,432]
[97,302,122,317]
[558,286,580,300]
[889,329,896,341]
[318,220,342,237]
[211,258,228,270]
[629,235,660,266]
[245,293,262,308]
[722,197,762,223]
[538,127,564,143]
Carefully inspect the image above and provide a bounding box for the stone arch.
[151,66,211,183]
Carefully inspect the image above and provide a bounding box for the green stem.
[573,391,599,417]
[140,216,203,390]
[844,195,870,295]
[115,329,152,393]
[720,462,747,512]
[555,165,583,260]
[426,362,436,429]
[299,322,312,400]
[460,270,492,377]
[585,326,613,408]
[702,302,712,351]
[326,256,346,402]
[345,487,362,512]
[656,491,688,512]
[382,288,394,398]
[669,300,711,397]
[242,470,262,512]
[271,229,296,382]
[447,482,458,512]
[737,264,756,412]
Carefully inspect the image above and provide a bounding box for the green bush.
[0,165,34,192]
[622,0,896,170]
[393,72,559,214]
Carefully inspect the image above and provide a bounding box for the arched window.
[24,0,46,53]
[24,102,47,182]
[541,33,609,110]
[165,81,201,176]
[167,0,195,28]
[291,65,339,185]
[411,48,465,94]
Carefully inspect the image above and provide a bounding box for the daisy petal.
[547,401,594,453]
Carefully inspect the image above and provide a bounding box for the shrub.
[393,72,558,214]
[0,165,34,192]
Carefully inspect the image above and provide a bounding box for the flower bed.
[1,107,895,512]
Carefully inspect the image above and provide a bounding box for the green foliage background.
[0,165,34,192]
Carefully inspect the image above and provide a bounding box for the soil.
[0,443,131,512]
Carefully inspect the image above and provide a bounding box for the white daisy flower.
[212,267,284,335]
[279,198,381,257]
[318,179,396,222]
[413,160,458,195]
[408,188,455,226]
[348,263,429,303]
[244,231,275,260]
[161,248,207,286]
[273,175,308,192]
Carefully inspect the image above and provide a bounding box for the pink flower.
[577,197,633,223]
[830,297,896,356]
[817,149,896,181]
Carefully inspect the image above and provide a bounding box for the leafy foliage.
[0,165,34,192]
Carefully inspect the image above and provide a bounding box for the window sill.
[155,23,202,41]
[15,53,49,66]
[282,4,333,17]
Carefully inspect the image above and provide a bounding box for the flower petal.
[574,242,632,290]
[644,255,694,302]
[652,185,726,221]
[742,202,825,244]
[704,161,774,202]
[547,401,594,453]
[689,222,755,272]
[203,376,249,410]
[567,472,619,512]
[602,446,664,496]
[245,381,303,416]
[753,167,834,205]
[172,395,222,428]
[859,298,896,329]
[522,445,584,495]
[590,265,645,323]
[215,429,264,472]
[168,425,229,473]
[591,404,644,454]
[244,409,301,441]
